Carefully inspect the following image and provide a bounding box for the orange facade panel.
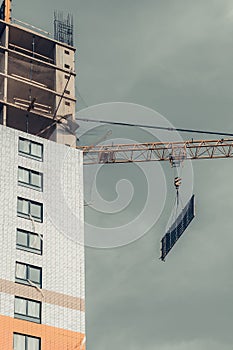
[0,314,85,349]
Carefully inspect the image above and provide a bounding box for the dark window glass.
[18,167,43,191]
[14,297,41,323]
[19,138,43,160]
[15,262,42,288]
[16,229,42,254]
[17,198,43,223]
[13,333,41,350]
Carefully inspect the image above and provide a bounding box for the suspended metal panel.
[160,195,195,261]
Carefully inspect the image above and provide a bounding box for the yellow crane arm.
[78,138,233,165]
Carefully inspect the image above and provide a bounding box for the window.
[19,138,43,160]
[17,198,43,222]
[64,50,70,55]
[13,333,41,350]
[64,90,70,95]
[14,297,41,323]
[64,63,70,69]
[65,101,70,106]
[16,229,42,254]
[64,74,70,79]
[15,262,42,288]
[18,167,43,190]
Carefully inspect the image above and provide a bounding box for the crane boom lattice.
[79,138,233,165]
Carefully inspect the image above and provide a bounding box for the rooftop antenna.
[0,0,11,22]
[54,11,74,46]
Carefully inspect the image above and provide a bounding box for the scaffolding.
[54,11,74,46]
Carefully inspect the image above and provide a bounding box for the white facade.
[0,124,85,335]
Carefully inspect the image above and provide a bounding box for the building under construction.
[0,1,85,349]
[2,0,233,348]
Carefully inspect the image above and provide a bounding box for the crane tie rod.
[76,117,233,138]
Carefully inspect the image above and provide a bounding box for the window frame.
[17,197,43,223]
[18,167,43,191]
[14,296,41,324]
[16,228,43,255]
[13,332,41,350]
[15,262,42,288]
[18,137,43,161]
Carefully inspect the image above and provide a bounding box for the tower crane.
[76,120,233,260]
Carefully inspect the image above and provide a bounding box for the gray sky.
[15,1,233,349]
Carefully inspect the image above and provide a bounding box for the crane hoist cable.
[167,163,184,231]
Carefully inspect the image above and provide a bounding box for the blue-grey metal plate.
[160,195,195,261]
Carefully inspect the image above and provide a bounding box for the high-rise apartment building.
[0,2,85,349]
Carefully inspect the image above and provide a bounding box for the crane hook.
[174,176,182,190]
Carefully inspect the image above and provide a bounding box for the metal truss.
[78,138,233,165]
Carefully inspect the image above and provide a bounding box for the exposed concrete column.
[3,24,9,125]
[54,43,76,146]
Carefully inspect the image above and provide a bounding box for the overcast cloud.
[15,1,233,349]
